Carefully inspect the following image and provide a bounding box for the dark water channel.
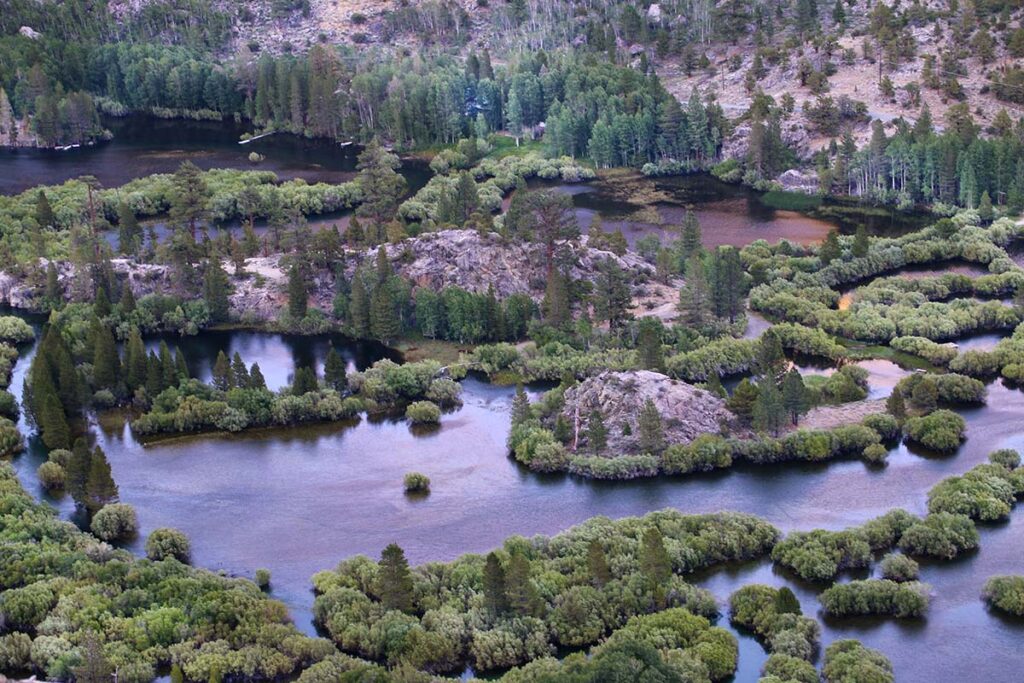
[0,115,431,196]
[4,320,1024,682]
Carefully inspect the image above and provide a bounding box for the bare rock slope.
[559,370,732,454]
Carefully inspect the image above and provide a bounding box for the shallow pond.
[0,115,431,196]
[549,173,931,250]
[5,323,1024,682]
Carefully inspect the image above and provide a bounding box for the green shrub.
[927,462,1020,521]
[819,579,930,618]
[989,449,1021,469]
[0,316,34,343]
[891,336,958,365]
[898,513,979,559]
[405,400,441,424]
[981,575,1024,616]
[403,472,431,493]
[91,503,139,541]
[879,553,919,582]
[862,443,889,464]
[903,409,966,452]
[255,568,271,590]
[145,527,191,562]
[822,640,894,683]
[37,461,66,490]
[771,529,872,582]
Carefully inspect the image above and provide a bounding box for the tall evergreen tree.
[637,399,666,454]
[678,253,711,328]
[124,328,147,391]
[287,262,308,320]
[324,348,347,392]
[84,446,118,513]
[587,540,612,588]
[349,272,371,338]
[587,409,608,454]
[505,551,540,617]
[204,257,231,322]
[510,385,531,427]
[249,363,267,390]
[292,366,318,396]
[754,379,786,436]
[727,378,760,424]
[378,543,414,613]
[482,552,509,614]
[782,368,811,425]
[92,322,120,392]
[169,161,208,237]
[639,527,672,595]
[637,317,665,371]
[230,353,249,388]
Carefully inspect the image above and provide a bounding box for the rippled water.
[5,322,1024,682]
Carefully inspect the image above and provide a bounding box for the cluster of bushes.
[349,359,462,409]
[981,576,1024,616]
[397,153,593,224]
[771,506,983,581]
[0,463,335,682]
[890,336,958,366]
[728,584,820,679]
[818,579,931,618]
[822,640,894,683]
[471,341,637,382]
[926,451,1024,521]
[131,380,363,436]
[311,511,778,673]
[949,321,1024,380]
[770,510,917,582]
[903,409,967,452]
[856,271,1024,307]
[893,372,987,407]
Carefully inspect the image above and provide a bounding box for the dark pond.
[0,115,431,196]
[549,173,931,250]
[5,320,1024,683]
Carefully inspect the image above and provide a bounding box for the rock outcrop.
[558,370,732,454]
[347,229,654,300]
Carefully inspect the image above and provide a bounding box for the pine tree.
[482,552,509,614]
[587,409,608,454]
[204,257,231,323]
[378,543,414,613]
[170,161,208,237]
[39,392,71,450]
[117,202,142,256]
[678,253,711,328]
[231,353,249,388]
[159,341,177,390]
[93,287,111,318]
[782,369,811,425]
[145,352,163,398]
[124,328,147,391]
[35,190,55,229]
[510,385,531,427]
[639,527,672,592]
[84,446,118,513]
[292,366,318,396]
[637,317,665,371]
[978,190,994,223]
[324,348,347,392]
[756,331,788,385]
[92,322,120,391]
[680,208,702,263]
[505,551,539,617]
[593,259,630,330]
[370,282,401,343]
[637,399,666,454]
[66,439,92,504]
[249,363,267,390]
[349,272,371,338]
[355,139,406,235]
[175,348,190,382]
[706,370,726,398]
[727,378,760,424]
[542,269,572,328]
[587,540,612,588]
[774,587,802,614]
[210,353,238,392]
[120,285,136,315]
[911,377,937,412]
[287,262,308,320]
[819,229,841,264]
[852,225,870,257]
[754,379,786,436]
[44,262,62,310]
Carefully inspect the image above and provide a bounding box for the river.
[4,322,1024,683]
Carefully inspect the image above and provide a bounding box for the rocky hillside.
[558,370,732,454]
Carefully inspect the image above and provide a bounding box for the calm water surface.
[5,323,1024,682]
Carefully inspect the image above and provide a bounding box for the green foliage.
[822,640,894,683]
[403,472,431,493]
[982,576,1024,616]
[405,401,441,424]
[819,579,931,618]
[879,553,919,582]
[145,527,191,562]
[91,503,138,541]
[927,461,1023,521]
[903,409,966,452]
[898,512,980,559]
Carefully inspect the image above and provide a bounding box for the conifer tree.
[782,368,811,425]
[204,257,231,322]
[231,353,249,388]
[819,229,841,264]
[505,551,540,617]
[117,202,142,256]
[249,363,267,390]
[638,399,666,454]
[637,317,665,371]
[887,388,906,422]
[349,272,371,338]
[93,287,111,318]
[39,392,71,450]
[542,270,572,328]
[727,378,760,424]
[370,282,401,343]
[355,140,406,238]
[169,161,208,237]
[84,446,118,513]
[852,225,870,257]
[587,409,608,454]
[287,262,308,320]
[212,351,232,391]
[145,352,163,398]
[124,328,147,391]
[678,253,711,328]
[292,366,318,396]
[483,552,509,614]
[680,208,702,263]
[754,379,786,436]
[587,540,612,588]
[706,370,726,398]
[35,190,56,229]
[175,348,190,382]
[66,439,92,504]
[510,385,531,427]
[92,322,120,391]
[120,285,136,315]
[378,543,414,613]
[44,262,62,310]
[324,348,347,392]
[756,330,788,385]
[159,341,177,389]
[639,527,672,594]
[593,259,630,330]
